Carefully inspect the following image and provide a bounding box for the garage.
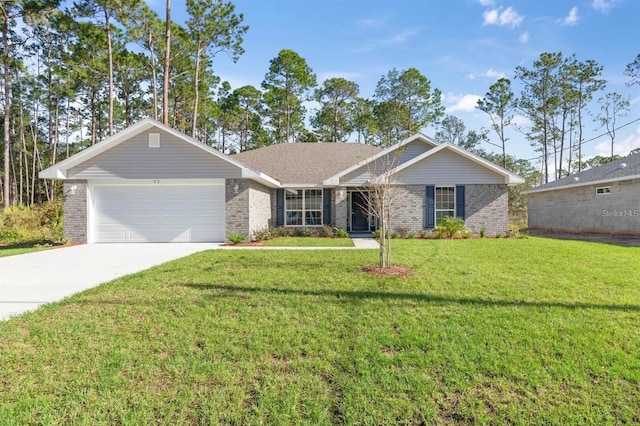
[91,182,225,243]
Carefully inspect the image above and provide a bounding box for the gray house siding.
[63,180,88,243]
[339,141,435,187]
[396,150,505,185]
[528,181,640,235]
[68,129,242,180]
[395,141,434,166]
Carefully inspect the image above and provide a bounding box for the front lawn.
[1,238,639,424]
[262,236,354,247]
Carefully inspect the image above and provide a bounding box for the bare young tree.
[359,151,404,268]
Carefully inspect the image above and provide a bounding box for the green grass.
[262,236,354,247]
[1,238,639,424]
[0,243,62,258]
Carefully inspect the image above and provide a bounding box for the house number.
[153,180,160,184]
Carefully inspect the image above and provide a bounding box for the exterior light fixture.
[70,185,77,195]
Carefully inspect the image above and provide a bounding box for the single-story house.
[40,118,524,243]
[526,153,640,235]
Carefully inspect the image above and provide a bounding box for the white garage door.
[92,183,225,243]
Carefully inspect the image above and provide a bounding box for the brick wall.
[226,179,273,241]
[465,184,508,236]
[528,181,640,235]
[63,180,87,243]
[389,185,425,233]
[248,181,272,238]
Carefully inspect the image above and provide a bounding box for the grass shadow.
[184,283,640,313]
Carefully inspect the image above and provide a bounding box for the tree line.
[1,0,639,209]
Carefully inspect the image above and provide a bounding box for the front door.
[350,191,371,232]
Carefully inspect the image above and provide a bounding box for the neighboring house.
[40,118,524,243]
[526,153,640,235]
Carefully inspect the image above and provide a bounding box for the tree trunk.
[191,45,201,138]
[163,0,171,124]
[148,32,158,120]
[2,8,11,207]
[105,10,114,136]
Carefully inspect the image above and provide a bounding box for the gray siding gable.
[340,140,434,186]
[68,129,242,179]
[396,149,505,184]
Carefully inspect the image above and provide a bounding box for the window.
[285,189,322,226]
[595,186,611,195]
[435,186,455,225]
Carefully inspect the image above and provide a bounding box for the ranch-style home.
[39,118,524,243]
[526,153,640,235]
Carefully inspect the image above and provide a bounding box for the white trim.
[284,188,323,227]
[280,183,325,188]
[323,133,439,186]
[595,186,612,195]
[524,173,640,194]
[435,185,456,225]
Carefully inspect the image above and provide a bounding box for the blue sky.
[151,0,640,165]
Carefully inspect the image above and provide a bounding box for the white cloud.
[483,7,524,29]
[519,31,530,43]
[381,27,421,45]
[595,126,640,156]
[478,0,495,5]
[357,17,387,29]
[318,71,362,82]
[467,68,507,80]
[558,7,579,26]
[446,94,482,113]
[592,0,616,13]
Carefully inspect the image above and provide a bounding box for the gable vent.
[149,133,160,148]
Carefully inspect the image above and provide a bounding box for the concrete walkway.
[219,238,380,250]
[0,243,220,321]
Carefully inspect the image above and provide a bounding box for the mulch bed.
[361,265,414,277]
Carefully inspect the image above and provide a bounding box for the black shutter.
[276,188,284,227]
[426,185,435,228]
[456,185,465,219]
[323,189,332,225]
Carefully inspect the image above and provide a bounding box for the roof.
[39,118,281,188]
[232,143,382,185]
[525,152,640,194]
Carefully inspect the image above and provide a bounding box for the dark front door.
[350,191,370,232]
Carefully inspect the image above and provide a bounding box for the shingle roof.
[527,152,640,193]
[232,143,382,184]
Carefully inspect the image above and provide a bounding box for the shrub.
[0,200,64,244]
[434,216,469,239]
[394,226,410,239]
[227,232,247,244]
[319,225,335,238]
[508,223,528,239]
[417,229,431,239]
[334,228,349,238]
[372,229,381,238]
[252,228,272,241]
[479,225,486,238]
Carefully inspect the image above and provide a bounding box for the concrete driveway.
[0,243,220,321]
